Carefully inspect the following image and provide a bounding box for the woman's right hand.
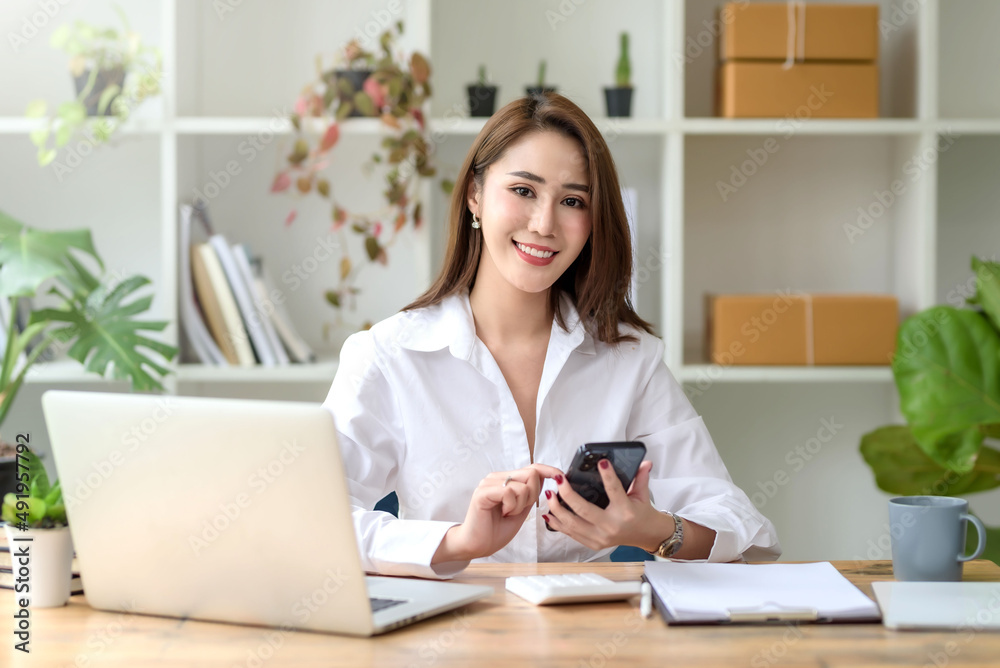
[432,463,563,564]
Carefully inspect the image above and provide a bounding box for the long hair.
[404,93,653,344]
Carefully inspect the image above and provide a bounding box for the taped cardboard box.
[706,294,898,365]
[719,2,879,62]
[717,61,878,118]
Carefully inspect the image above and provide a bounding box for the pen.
[640,582,652,619]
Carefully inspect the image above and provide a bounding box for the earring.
[471,213,481,229]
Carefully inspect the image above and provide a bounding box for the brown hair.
[403,92,653,344]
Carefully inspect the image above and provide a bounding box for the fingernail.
[542,514,550,523]
[599,459,610,470]
[545,490,552,499]
[554,474,564,485]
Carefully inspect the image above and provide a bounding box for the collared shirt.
[322,291,781,578]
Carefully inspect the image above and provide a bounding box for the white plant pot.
[3,523,74,607]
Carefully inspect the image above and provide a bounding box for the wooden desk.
[3,560,999,667]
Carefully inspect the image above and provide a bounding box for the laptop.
[41,390,493,636]
[872,581,1000,631]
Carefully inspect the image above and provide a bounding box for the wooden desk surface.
[3,560,1000,667]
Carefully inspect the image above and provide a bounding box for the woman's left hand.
[542,459,671,552]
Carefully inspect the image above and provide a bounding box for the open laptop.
[41,390,492,636]
[872,581,1000,631]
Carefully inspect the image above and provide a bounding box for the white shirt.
[322,291,781,578]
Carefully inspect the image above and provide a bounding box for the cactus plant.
[537,60,547,87]
[615,33,631,88]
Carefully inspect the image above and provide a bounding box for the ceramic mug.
[888,496,987,582]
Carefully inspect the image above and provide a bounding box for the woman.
[323,93,780,578]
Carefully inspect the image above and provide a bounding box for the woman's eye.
[564,197,586,208]
[512,187,533,197]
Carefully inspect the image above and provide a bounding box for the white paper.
[645,561,881,623]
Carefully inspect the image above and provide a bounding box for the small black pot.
[0,456,17,498]
[73,66,126,116]
[525,86,557,98]
[466,85,498,117]
[323,69,375,117]
[604,87,633,117]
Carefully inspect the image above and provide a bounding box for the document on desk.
[643,561,881,624]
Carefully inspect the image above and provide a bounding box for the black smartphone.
[547,442,646,530]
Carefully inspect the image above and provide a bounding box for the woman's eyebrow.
[506,170,590,193]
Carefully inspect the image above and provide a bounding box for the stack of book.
[0,526,84,595]
[179,203,316,366]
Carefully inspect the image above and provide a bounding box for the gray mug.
[888,496,987,582]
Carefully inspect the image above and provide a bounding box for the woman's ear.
[466,179,480,217]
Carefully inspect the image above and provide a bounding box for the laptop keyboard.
[370,596,407,613]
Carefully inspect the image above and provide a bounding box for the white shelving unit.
[4,0,1000,560]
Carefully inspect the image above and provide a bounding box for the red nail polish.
[599,459,610,470]
[542,514,550,522]
[554,474,564,485]
[545,489,553,499]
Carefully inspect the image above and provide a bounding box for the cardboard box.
[720,3,879,62]
[717,61,878,118]
[706,294,898,366]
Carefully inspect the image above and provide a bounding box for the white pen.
[640,582,653,619]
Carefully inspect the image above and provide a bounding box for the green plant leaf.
[29,127,49,147]
[364,236,380,262]
[353,91,376,117]
[97,83,121,115]
[860,425,1000,496]
[972,256,1000,334]
[29,274,176,391]
[38,148,58,166]
[25,100,47,118]
[324,291,340,308]
[58,101,87,125]
[25,449,50,498]
[0,212,103,298]
[893,307,1000,472]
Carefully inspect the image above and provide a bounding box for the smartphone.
[547,442,646,530]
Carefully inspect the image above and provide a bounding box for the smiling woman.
[322,93,781,578]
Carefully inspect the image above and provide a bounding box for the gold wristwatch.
[647,511,684,558]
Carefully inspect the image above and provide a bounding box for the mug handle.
[958,513,987,562]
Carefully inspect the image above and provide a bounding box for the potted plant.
[2,447,72,607]
[320,38,378,119]
[467,65,498,118]
[0,210,177,456]
[272,21,449,330]
[25,6,162,166]
[604,32,633,117]
[859,256,1000,565]
[525,60,557,97]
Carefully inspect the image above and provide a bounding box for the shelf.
[681,118,925,135]
[0,117,164,135]
[23,360,95,384]
[176,358,340,383]
[173,117,391,135]
[677,365,894,384]
[936,119,1000,135]
[426,117,669,136]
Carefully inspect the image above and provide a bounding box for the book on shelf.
[178,203,226,366]
[190,243,243,365]
[259,269,316,364]
[232,244,289,365]
[208,235,281,366]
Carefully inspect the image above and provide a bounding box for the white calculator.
[505,572,643,605]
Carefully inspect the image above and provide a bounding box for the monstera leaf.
[30,273,174,391]
[860,425,1000,496]
[0,210,102,298]
[893,306,1000,473]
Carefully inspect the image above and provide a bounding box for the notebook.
[873,582,1000,631]
[643,561,881,624]
[42,390,493,636]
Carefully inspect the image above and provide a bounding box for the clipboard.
[642,562,882,625]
